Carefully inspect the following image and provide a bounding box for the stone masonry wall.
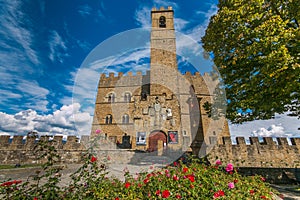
[0,135,87,165]
[208,136,300,168]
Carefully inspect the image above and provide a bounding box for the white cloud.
[135,6,151,27]
[229,114,300,138]
[251,124,287,137]
[174,18,188,32]
[186,4,218,42]
[0,103,92,136]
[0,1,39,66]
[48,30,68,63]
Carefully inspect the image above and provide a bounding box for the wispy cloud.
[48,30,68,63]
[68,44,150,115]
[0,103,92,136]
[78,4,92,17]
[0,1,39,66]
[78,2,107,22]
[186,3,218,41]
[152,0,178,9]
[134,6,151,27]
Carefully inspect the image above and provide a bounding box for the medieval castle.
[90,6,230,155]
[0,7,299,183]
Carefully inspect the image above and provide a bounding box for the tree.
[202,0,299,123]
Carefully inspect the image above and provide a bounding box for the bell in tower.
[150,6,178,96]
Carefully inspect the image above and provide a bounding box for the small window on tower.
[159,16,166,28]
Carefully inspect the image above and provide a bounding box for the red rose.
[156,190,160,196]
[183,167,188,173]
[173,175,179,181]
[188,175,195,182]
[250,189,255,194]
[143,178,149,184]
[90,156,97,163]
[162,190,170,198]
[124,182,130,188]
[213,190,225,198]
[175,194,182,199]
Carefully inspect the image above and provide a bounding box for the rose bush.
[1,155,280,199]
[0,133,280,199]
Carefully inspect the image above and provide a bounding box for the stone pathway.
[271,185,300,200]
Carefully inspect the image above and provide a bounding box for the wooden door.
[148,131,166,152]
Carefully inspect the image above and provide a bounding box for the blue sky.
[0,0,299,138]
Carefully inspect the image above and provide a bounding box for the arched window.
[122,114,129,124]
[105,114,113,124]
[159,16,166,28]
[108,93,115,103]
[124,92,131,102]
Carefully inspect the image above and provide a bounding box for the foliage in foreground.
[0,139,279,199]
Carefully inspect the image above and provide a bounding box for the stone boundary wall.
[1,135,300,170]
[0,135,87,165]
[208,136,300,168]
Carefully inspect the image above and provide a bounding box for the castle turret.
[150,6,178,95]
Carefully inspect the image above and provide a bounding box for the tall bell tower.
[150,6,178,95]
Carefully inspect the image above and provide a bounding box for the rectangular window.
[136,132,146,145]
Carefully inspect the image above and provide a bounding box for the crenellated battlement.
[0,135,88,165]
[99,71,150,88]
[152,6,173,12]
[208,136,300,168]
[0,135,86,151]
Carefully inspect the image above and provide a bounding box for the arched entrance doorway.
[148,131,167,152]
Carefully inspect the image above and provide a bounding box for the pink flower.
[225,163,234,172]
[215,160,222,165]
[228,182,235,189]
[261,177,266,182]
[95,129,101,134]
[107,155,111,161]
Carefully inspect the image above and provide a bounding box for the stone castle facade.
[90,6,230,155]
[0,8,299,182]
